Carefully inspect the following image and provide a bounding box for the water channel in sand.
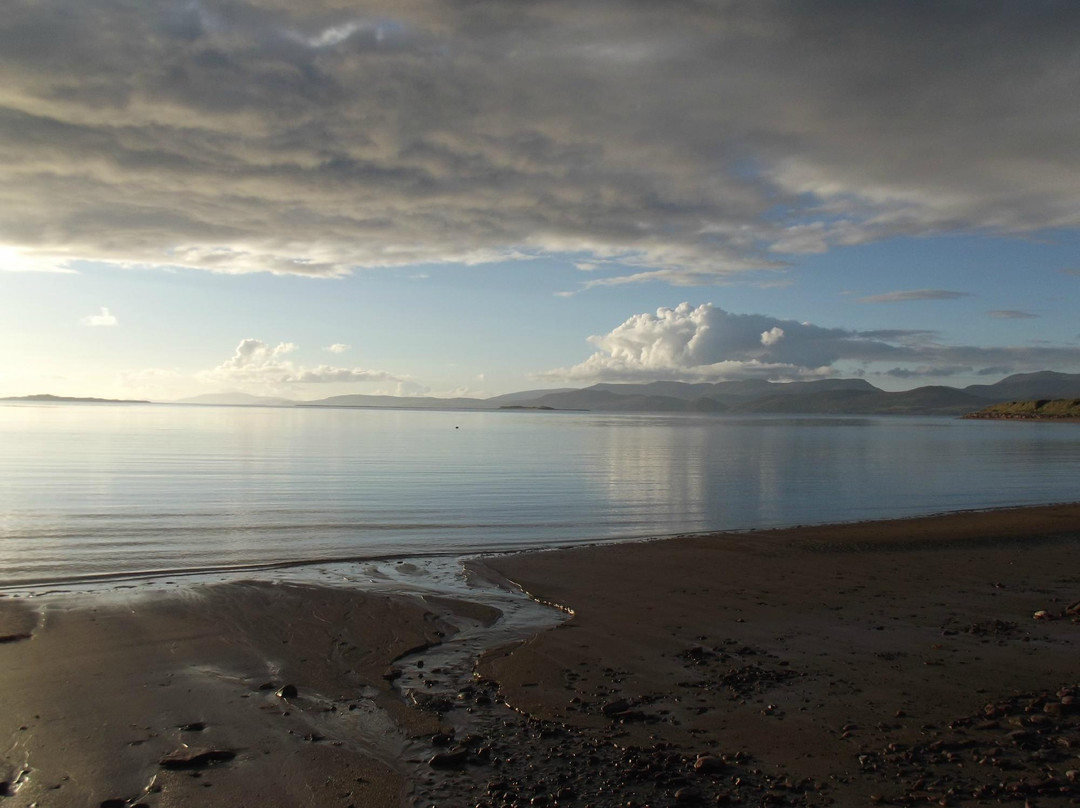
[3,554,568,798]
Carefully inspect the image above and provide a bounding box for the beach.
[3,504,1080,806]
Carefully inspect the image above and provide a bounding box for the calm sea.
[2,401,1078,588]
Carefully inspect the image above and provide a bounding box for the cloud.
[541,303,870,381]
[540,302,1080,383]
[0,245,76,273]
[202,339,399,388]
[858,290,970,304]
[858,329,937,341]
[988,310,1038,319]
[882,366,973,379]
[760,327,785,346]
[325,343,349,353]
[1,2,1078,283]
[81,307,118,326]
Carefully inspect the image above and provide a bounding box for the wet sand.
[2,504,1080,807]
[0,581,456,807]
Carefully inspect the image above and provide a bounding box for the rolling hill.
[167,371,1080,416]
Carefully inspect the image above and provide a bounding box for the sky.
[2,0,1079,401]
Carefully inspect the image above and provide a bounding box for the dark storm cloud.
[2,0,1078,277]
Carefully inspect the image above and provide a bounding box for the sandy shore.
[2,504,1080,807]
[0,581,458,807]
[475,504,1080,806]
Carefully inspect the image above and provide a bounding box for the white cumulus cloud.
[202,339,400,389]
[325,343,350,353]
[761,327,785,346]
[541,303,841,381]
[541,303,1080,383]
[81,307,118,327]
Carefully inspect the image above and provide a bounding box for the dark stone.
[693,755,726,774]
[428,748,470,769]
[159,748,237,770]
[276,684,298,699]
[674,786,701,803]
[179,722,206,732]
[601,699,630,716]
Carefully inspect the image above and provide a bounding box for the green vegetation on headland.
[0,394,151,404]
[963,398,1080,421]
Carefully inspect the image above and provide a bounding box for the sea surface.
[2,401,1079,588]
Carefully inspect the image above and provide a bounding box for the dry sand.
[2,504,1080,807]
[475,504,1080,806]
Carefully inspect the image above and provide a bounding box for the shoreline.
[6,500,1080,596]
[3,504,1080,806]
[964,415,1080,423]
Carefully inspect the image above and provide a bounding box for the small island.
[0,394,151,404]
[963,398,1080,421]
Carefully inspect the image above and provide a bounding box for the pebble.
[158,748,236,770]
[601,699,630,716]
[674,785,700,803]
[431,732,455,747]
[693,755,726,774]
[428,748,470,769]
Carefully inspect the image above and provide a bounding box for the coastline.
[2,504,1079,806]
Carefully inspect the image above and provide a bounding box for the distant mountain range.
[1,393,150,404]
[173,392,298,407]
[175,371,1080,416]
